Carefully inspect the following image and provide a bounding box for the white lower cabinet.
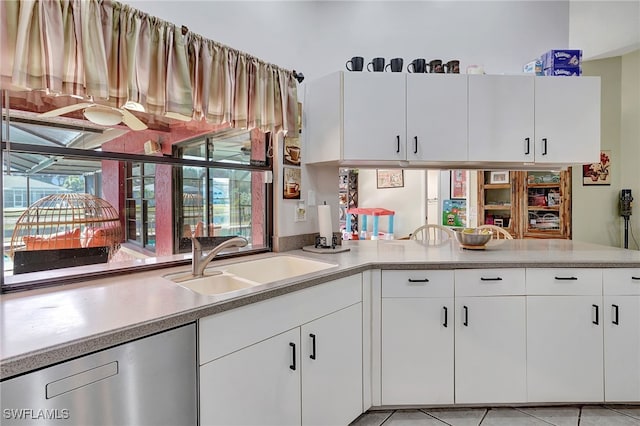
[198,275,363,426]
[302,303,363,426]
[454,296,527,403]
[603,269,640,402]
[381,270,455,405]
[382,298,454,404]
[526,268,604,403]
[200,328,301,426]
[454,269,527,404]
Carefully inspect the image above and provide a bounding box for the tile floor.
[350,405,640,426]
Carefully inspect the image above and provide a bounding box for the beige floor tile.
[424,408,487,426]
[350,410,394,426]
[579,407,640,426]
[385,410,448,425]
[480,408,551,425]
[516,406,579,426]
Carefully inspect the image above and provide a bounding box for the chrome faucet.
[191,236,248,277]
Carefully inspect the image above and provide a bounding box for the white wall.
[569,1,640,60]
[571,51,640,250]
[357,169,425,238]
[125,1,572,238]
[620,50,640,249]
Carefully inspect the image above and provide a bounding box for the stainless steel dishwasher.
[1,323,197,426]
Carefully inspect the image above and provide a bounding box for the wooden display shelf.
[483,183,511,190]
[527,206,560,211]
[484,205,512,210]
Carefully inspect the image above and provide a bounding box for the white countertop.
[2,239,639,379]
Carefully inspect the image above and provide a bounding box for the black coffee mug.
[346,56,364,72]
[367,57,385,72]
[385,58,403,72]
[444,60,460,74]
[428,59,444,73]
[407,58,427,73]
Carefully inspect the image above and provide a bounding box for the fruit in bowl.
[455,228,492,247]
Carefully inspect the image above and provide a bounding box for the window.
[2,101,273,292]
[126,162,156,251]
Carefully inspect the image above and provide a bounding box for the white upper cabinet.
[468,75,535,162]
[342,72,406,161]
[305,72,468,164]
[305,72,600,166]
[406,74,468,161]
[468,75,600,164]
[534,77,601,164]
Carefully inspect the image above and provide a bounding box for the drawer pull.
[592,304,599,325]
[289,342,296,371]
[524,137,530,155]
[631,276,640,281]
[612,305,619,325]
[396,135,400,153]
[463,306,469,327]
[414,136,418,154]
[309,334,316,360]
[442,306,448,328]
[480,277,502,281]
[408,278,430,283]
[554,276,578,281]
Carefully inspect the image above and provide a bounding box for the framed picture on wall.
[489,171,510,184]
[450,169,467,199]
[283,167,301,199]
[583,150,611,185]
[376,169,404,189]
[283,136,301,166]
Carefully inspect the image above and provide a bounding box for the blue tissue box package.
[543,67,582,76]
[541,49,582,69]
[523,59,543,75]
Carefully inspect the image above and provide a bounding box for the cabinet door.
[406,74,468,161]
[527,295,604,402]
[455,296,527,404]
[200,328,301,426]
[382,298,454,405]
[534,77,600,164]
[604,295,640,402]
[343,72,406,161]
[468,75,535,162]
[301,303,363,426]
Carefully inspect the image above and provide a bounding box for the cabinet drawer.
[604,268,640,295]
[199,274,361,365]
[526,268,602,295]
[382,270,454,298]
[455,269,525,296]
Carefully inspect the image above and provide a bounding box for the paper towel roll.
[318,204,333,244]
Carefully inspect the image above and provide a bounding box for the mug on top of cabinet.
[407,58,427,73]
[385,58,403,72]
[367,57,385,72]
[346,56,364,72]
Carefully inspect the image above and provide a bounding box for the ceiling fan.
[39,102,148,131]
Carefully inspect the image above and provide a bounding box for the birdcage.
[10,193,122,259]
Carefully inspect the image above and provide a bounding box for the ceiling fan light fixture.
[122,101,146,112]
[83,107,123,126]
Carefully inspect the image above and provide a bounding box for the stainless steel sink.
[164,255,338,296]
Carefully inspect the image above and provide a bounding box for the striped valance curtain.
[0,0,297,133]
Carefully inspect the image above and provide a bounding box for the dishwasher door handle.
[46,361,119,399]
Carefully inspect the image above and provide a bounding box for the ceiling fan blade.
[38,102,93,118]
[120,108,148,131]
